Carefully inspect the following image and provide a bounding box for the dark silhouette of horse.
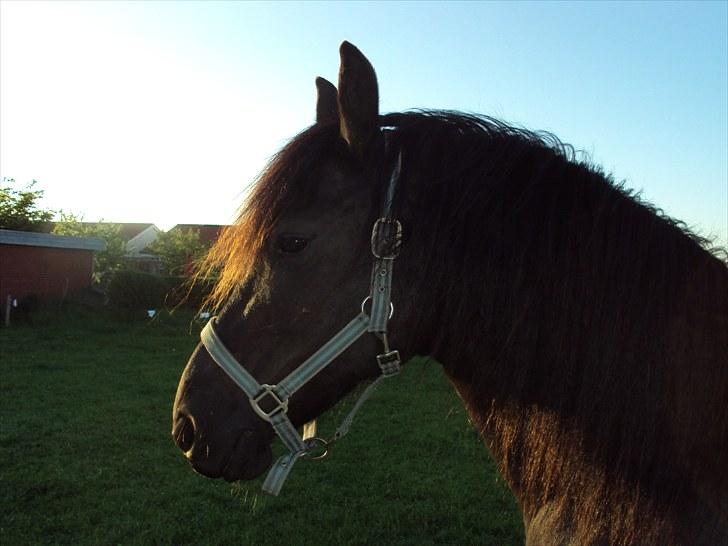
[172,42,728,545]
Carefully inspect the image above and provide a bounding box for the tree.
[0,178,54,231]
[148,228,206,277]
[52,213,127,285]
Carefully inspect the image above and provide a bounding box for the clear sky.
[1,1,726,246]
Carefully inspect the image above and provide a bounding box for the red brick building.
[0,229,105,305]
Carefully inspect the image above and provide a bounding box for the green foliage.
[0,178,54,231]
[148,227,206,276]
[182,275,216,309]
[105,269,197,310]
[105,269,212,310]
[106,269,174,310]
[52,213,127,285]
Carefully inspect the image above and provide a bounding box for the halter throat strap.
[200,130,403,495]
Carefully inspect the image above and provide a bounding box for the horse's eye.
[277,234,309,254]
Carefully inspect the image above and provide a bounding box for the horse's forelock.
[195,122,345,311]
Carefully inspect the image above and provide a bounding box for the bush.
[148,227,206,276]
[106,270,171,310]
[173,276,216,309]
[106,270,213,310]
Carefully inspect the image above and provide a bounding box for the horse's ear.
[315,77,339,125]
[337,41,379,159]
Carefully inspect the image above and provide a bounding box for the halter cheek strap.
[200,134,403,495]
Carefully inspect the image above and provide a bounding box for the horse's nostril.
[173,414,195,453]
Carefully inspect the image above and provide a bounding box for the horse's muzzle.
[172,411,273,481]
[172,341,276,482]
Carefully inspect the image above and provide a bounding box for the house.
[122,224,163,274]
[0,229,105,305]
[168,224,227,246]
[124,223,161,254]
[43,222,163,274]
[24,222,229,279]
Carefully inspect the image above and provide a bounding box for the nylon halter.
[200,131,403,495]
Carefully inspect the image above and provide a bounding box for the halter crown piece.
[200,130,403,495]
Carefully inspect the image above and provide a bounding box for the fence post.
[4,295,12,327]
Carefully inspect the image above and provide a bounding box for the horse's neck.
[394,155,728,543]
[443,353,726,546]
[446,376,577,517]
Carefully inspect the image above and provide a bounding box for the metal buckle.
[249,384,289,421]
[376,350,401,376]
[371,218,402,259]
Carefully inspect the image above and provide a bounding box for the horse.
[172,42,728,545]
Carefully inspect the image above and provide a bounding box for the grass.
[0,305,523,545]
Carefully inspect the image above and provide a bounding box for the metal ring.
[360,296,394,319]
[302,437,329,461]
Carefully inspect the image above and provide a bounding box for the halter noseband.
[200,130,403,495]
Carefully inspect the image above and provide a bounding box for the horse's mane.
[382,111,727,541]
[200,110,723,311]
[199,110,727,539]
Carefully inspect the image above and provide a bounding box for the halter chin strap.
[200,133,403,495]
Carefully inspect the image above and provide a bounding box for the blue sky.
[1,1,726,246]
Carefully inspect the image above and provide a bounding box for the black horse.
[173,42,728,545]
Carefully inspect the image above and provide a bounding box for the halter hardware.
[301,437,329,460]
[371,218,402,259]
[360,296,394,318]
[377,350,401,377]
[200,130,403,495]
[249,385,289,421]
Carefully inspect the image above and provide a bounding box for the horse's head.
[172,43,400,484]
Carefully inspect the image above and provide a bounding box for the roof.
[84,222,155,241]
[40,222,156,241]
[170,224,229,246]
[0,229,106,251]
[122,223,157,240]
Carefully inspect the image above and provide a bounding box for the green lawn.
[0,306,523,545]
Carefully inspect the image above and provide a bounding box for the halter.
[200,130,403,495]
